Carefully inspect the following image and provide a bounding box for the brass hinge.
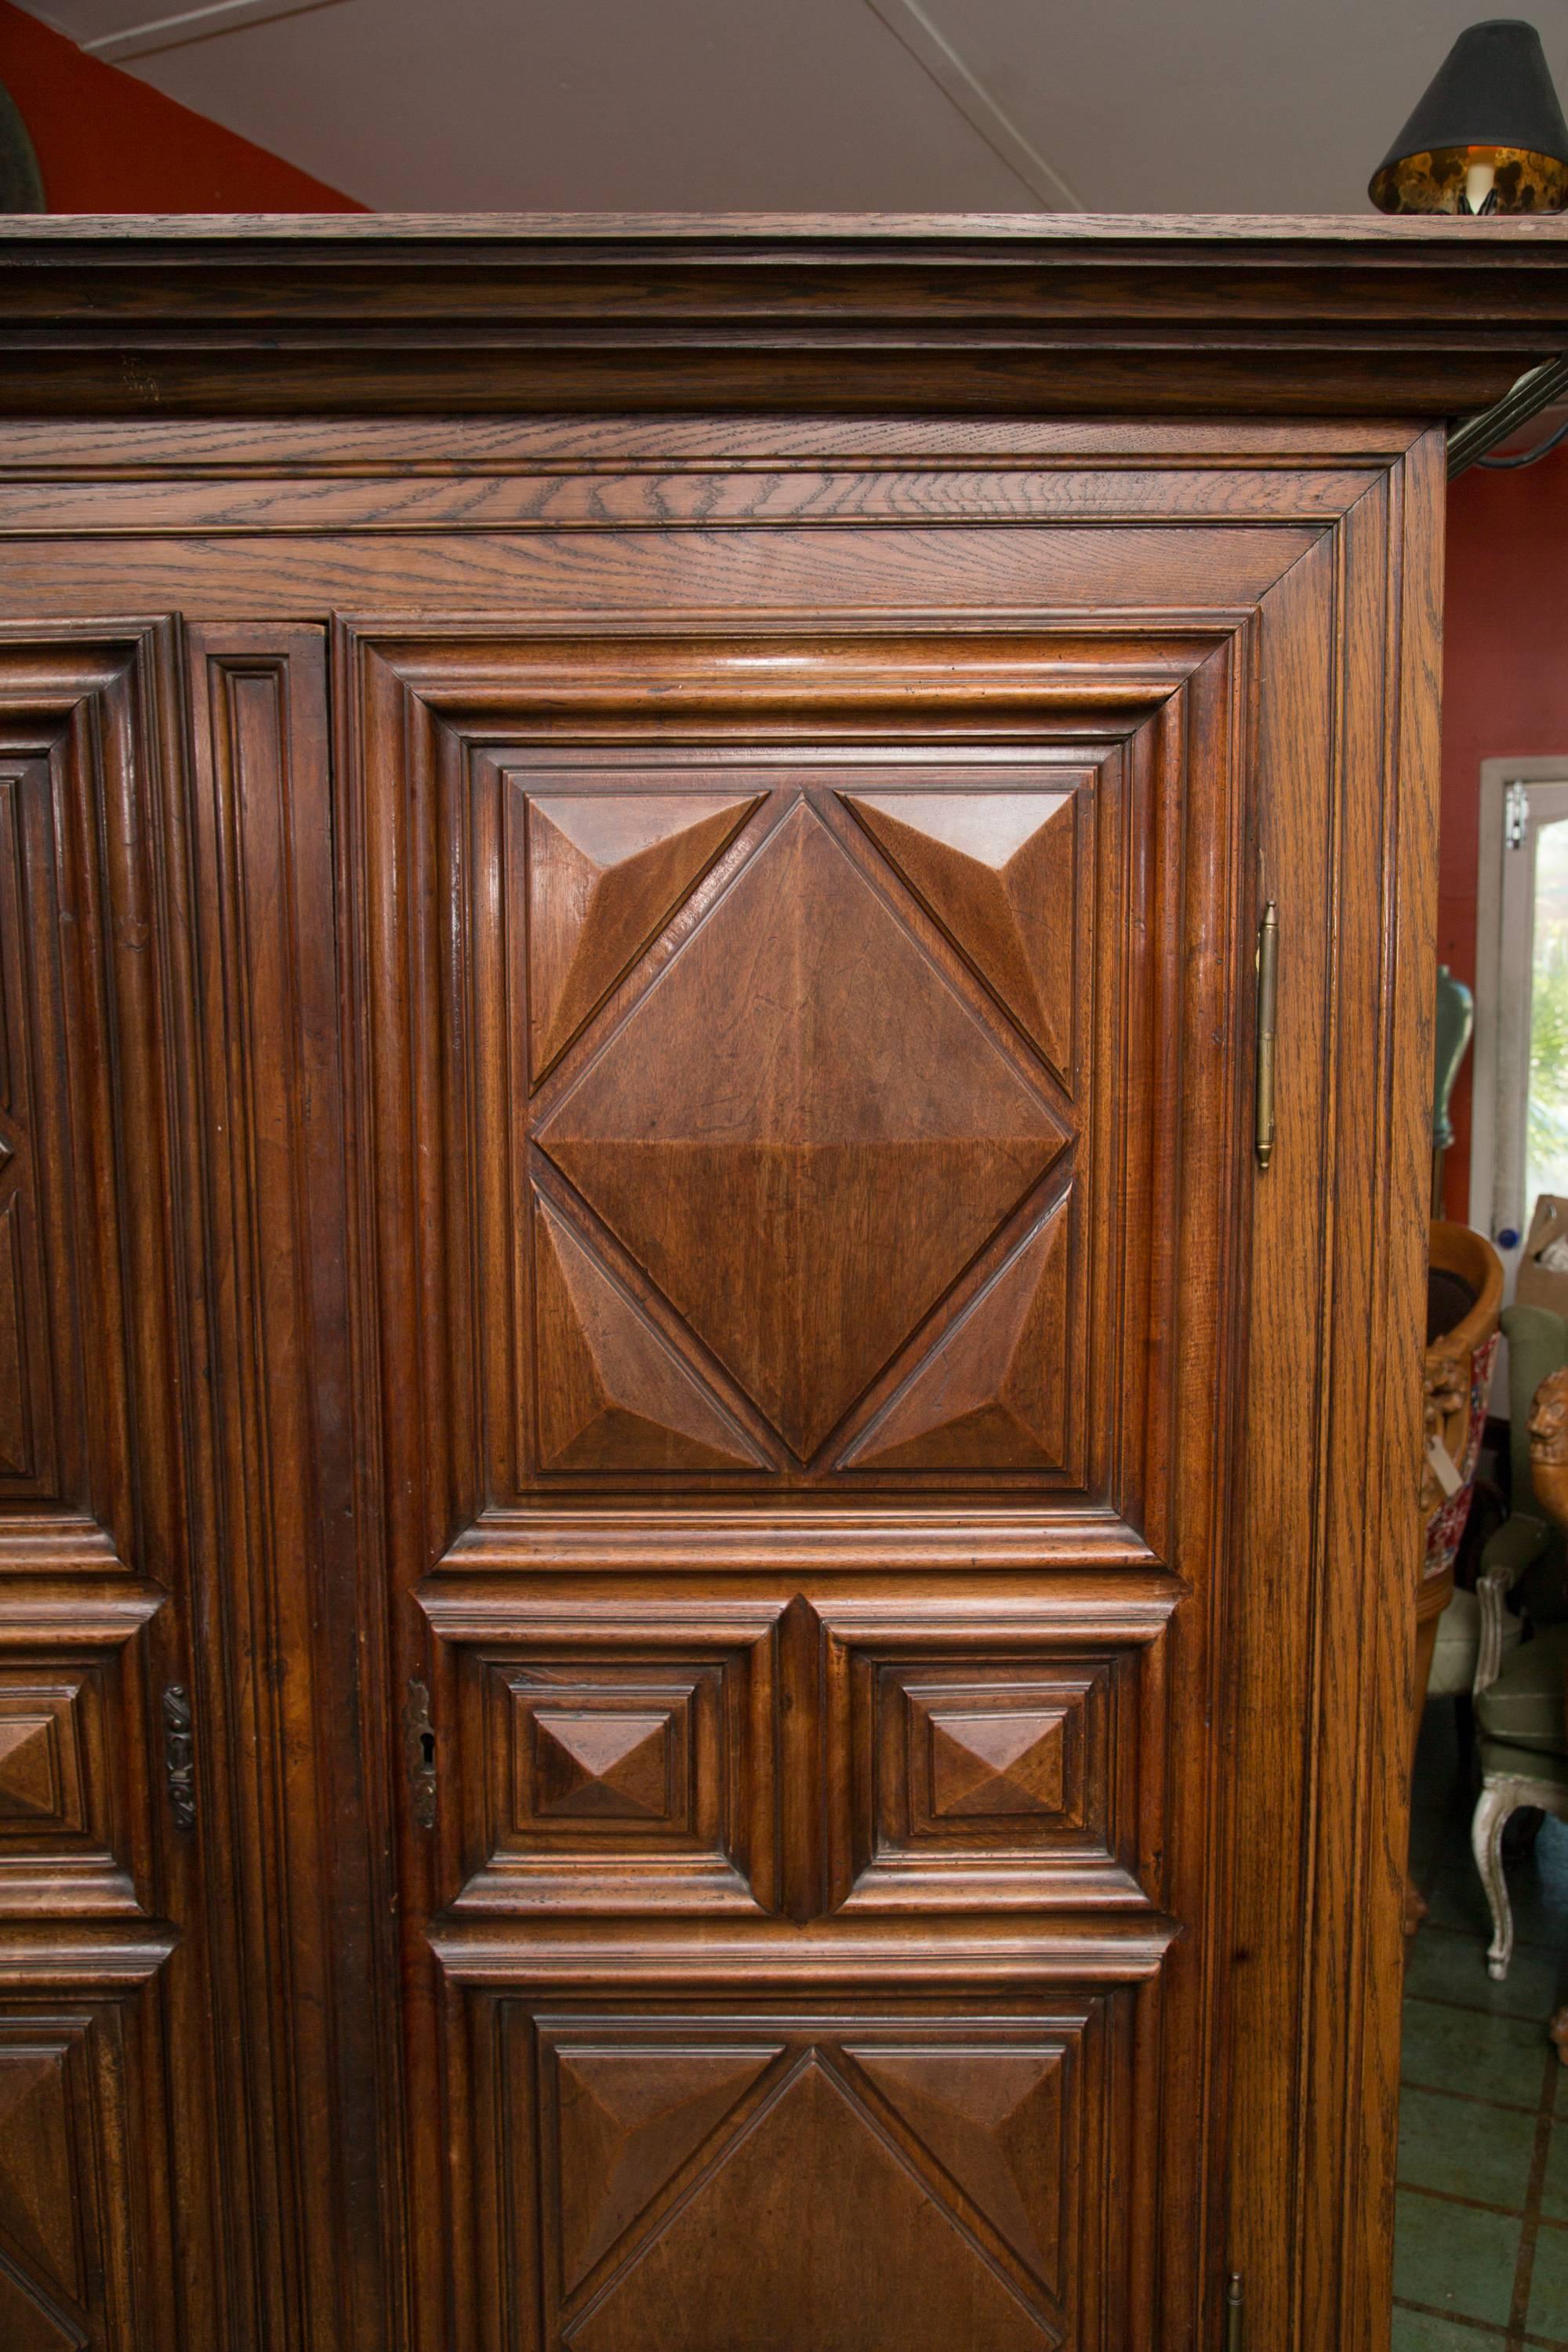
[1254,902,1279,1171]
[162,1685,195,1833]
[1225,2270,1245,2351]
[405,1678,437,1830]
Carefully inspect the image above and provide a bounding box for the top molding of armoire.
[2,210,1567,418]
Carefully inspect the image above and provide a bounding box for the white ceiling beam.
[68,0,347,64]
[860,0,1083,211]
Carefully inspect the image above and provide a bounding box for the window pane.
[1528,817,1568,1214]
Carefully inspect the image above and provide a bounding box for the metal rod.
[1255,903,1279,1171]
[1449,354,1568,478]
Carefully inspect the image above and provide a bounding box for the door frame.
[1470,754,1568,1258]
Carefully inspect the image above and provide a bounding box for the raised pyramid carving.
[569,2056,1054,2350]
[843,1203,1069,1471]
[533,1201,764,1472]
[0,1715,59,1822]
[539,803,1064,1459]
[846,789,1078,1075]
[554,2043,778,2288]
[927,1708,1069,1820]
[532,1709,673,1822]
[526,790,759,1076]
[850,2045,1066,2293]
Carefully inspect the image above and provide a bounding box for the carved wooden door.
[0,399,1436,2352]
[332,490,1376,2351]
[0,629,224,2351]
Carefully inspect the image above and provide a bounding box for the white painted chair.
[1471,1345,1568,1978]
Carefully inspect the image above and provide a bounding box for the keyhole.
[420,1731,435,1771]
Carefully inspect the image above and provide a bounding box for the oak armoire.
[0,212,1563,2352]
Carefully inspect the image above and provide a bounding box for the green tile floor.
[1396,1706,1568,2348]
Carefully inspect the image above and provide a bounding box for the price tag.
[1425,1431,1464,1499]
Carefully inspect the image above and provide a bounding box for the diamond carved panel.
[538,800,1065,1461]
[568,2058,1057,2352]
[513,2009,1121,2350]
[0,1985,176,2352]
[0,2039,82,2322]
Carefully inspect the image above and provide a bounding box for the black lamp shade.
[1370,20,1568,212]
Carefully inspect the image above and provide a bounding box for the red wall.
[1440,452,1568,1218]
[0,0,360,209]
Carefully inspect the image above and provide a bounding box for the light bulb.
[1465,148,1500,212]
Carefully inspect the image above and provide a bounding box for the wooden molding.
[0,213,1566,415]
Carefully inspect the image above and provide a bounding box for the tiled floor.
[1396,1707,1568,2349]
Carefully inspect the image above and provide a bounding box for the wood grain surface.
[0,221,1459,2352]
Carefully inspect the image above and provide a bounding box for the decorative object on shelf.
[0,78,44,213]
[1514,1194,1568,1312]
[1432,964,1475,1211]
[1370,18,1568,213]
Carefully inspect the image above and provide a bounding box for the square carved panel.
[527,1690,690,1833]
[434,1599,783,1916]
[500,1666,701,1852]
[815,1604,1166,1916]
[0,1655,138,1916]
[906,1677,1087,1837]
[0,1681,85,1836]
[472,1998,1134,2352]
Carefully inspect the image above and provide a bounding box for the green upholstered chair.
[1471,1316,1568,1977]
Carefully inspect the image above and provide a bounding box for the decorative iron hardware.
[405,1678,437,1830]
[1254,901,1279,1171]
[162,1685,195,1832]
[1225,2271,1244,2351]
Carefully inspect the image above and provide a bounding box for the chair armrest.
[1475,1567,1515,1694]
[1479,1514,1552,1592]
[1474,1517,1552,1695]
